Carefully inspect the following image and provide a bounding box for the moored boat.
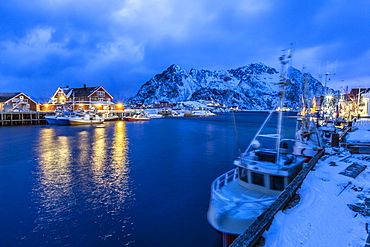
[103,115,119,121]
[207,52,306,245]
[45,115,59,125]
[184,110,218,117]
[55,112,76,125]
[124,114,151,121]
[45,112,65,124]
[68,112,104,125]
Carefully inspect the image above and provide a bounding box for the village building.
[338,88,370,120]
[0,92,38,112]
[349,88,370,117]
[40,84,121,112]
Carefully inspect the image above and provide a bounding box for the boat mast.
[276,50,291,163]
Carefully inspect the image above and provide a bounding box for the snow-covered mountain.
[128,63,326,110]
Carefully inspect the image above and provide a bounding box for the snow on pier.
[262,148,370,246]
[232,120,370,246]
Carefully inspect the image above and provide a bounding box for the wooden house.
[42,84,118,112]
[349,88,370,117]
[0,92,37,112]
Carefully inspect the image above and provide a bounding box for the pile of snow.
[347,120,370,142]
[263,135,370,246]
[175,101,209,110]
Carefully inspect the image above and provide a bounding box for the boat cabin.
[235,139,303,197]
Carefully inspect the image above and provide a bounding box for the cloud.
[0,27,71,75]
[0,0,369,98]
[236,0,272,16]
[112,0,217,43]
[94,38,146,64]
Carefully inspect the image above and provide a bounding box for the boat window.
[270,175,284,191]
[256,151,276,163]
[251,172,264,186]
[238,167,248,183]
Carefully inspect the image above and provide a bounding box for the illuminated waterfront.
[0,112,295,246]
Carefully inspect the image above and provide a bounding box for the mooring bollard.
[331,133,340,147]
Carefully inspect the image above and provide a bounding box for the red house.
[0,92,38,112]
[42,84,118,112]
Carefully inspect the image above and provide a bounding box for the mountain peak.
[165,64,184,73]
[128,63,324,109]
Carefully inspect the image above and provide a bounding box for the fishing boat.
[103,115,119,121]
[292,71,322,162]
[184,110,218,117]
[293,117,321,162]
[45,114,59,125]
[67,112,104,125]
[207,52,306,246]
[55,112,77,125]
[45,112,64,124]
[123,114,151,121]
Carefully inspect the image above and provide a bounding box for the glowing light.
[325,95,333,100]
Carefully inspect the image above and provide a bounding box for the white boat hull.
[69,119,104,125]
[56,116,71,125]
[207,169,276,236]
[45,116,58,125]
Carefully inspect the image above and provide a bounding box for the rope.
[224,75,243,159]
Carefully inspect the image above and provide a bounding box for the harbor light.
[325,95,333,100]
[43,103,49,111]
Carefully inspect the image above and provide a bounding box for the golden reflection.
[78,130,90,165]
[91,126,107,183]
[36,122,131,219]
[90,122,131,203]
[110,122,130,194]
[37,128,72,209]
[112,121,129,169]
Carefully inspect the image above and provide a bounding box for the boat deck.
[208,177,276,235]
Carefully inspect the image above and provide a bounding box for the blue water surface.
[0,112,292,247]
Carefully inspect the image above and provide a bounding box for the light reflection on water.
[33,122,133,245]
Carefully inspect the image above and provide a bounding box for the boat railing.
[212,168,238,194]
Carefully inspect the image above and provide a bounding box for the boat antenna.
[276,50,291,164]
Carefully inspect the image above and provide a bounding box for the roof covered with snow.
[0,92,22,102]
[64,86,100,98]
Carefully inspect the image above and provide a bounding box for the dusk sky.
[0,0,369,102]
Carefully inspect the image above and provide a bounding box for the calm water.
[0,112,296,247]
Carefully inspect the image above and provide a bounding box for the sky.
[0,0,369,102]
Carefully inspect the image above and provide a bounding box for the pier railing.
[230,148,325,247]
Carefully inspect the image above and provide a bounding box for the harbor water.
[0,112,296,247]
